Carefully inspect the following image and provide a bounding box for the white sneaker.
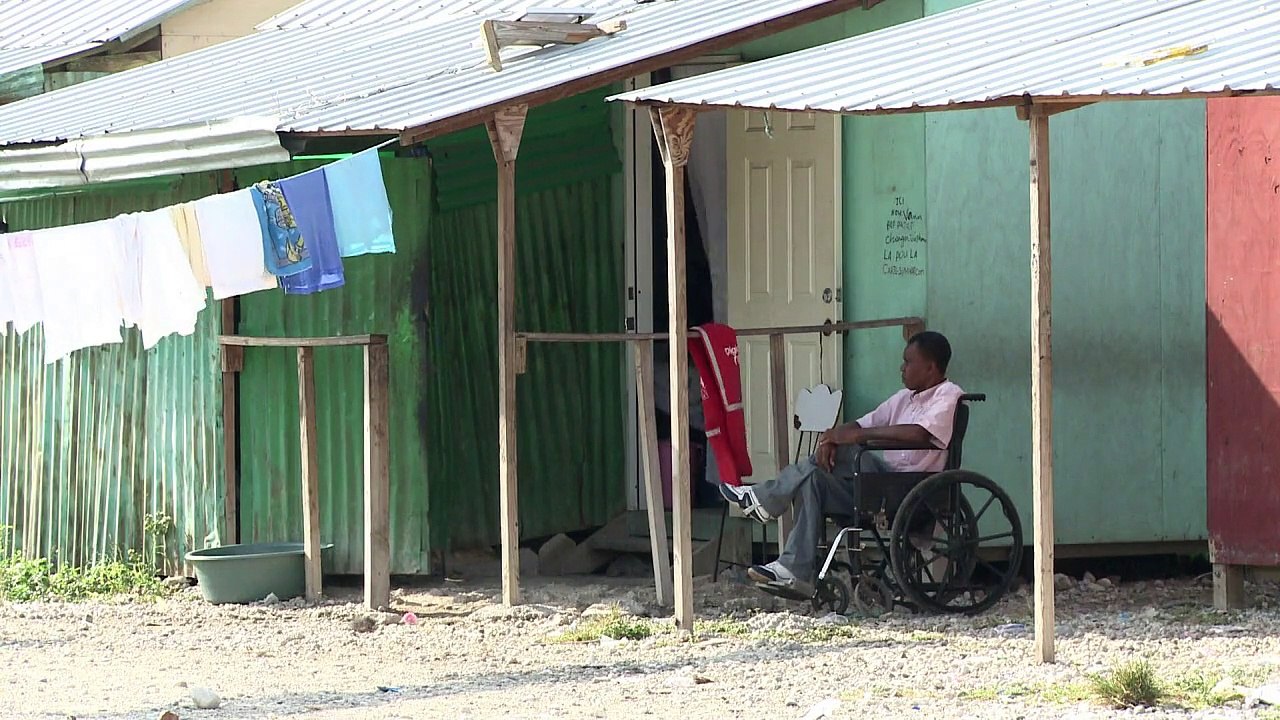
[717,483,773,523]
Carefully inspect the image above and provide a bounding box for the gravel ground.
[2,572,1279,720]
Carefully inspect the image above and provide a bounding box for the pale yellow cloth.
[170,203,212,288]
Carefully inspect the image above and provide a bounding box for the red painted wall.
[1206,96,1280,567]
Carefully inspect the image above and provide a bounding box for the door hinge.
[625,317,636,331]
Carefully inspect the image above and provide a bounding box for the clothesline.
[0,142,399,365]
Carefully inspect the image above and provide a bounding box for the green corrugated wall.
[234,89,626,573]
[0,174,225,571]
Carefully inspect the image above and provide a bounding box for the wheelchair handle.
[959,393,986,402]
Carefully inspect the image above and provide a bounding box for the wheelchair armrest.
[861,439,937,451]
[960,393,986,402]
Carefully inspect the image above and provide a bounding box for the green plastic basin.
[185,542,334,604]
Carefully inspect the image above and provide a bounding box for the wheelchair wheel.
[888,469,1023,615]
[811,561,853,615]
[852,572,895,618]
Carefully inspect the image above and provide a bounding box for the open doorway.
[626,62,733,513]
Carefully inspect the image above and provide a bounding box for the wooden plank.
[634,339,674,607]
[517,317,926,343]
[490,19,624,46]
[363,342,391,610]
[66,51,161,73]
[399,0,863,144]
[1015,102,1094,121]
[768,334,793,547]
[653,106,698,631]
[297,347,323,601]
[488,105,529,606]
[220,299,239,545]
[218,334,386,347]
[1029,108,1056,664]
[1213,563,1247,610]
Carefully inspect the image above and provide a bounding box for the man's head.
[901,331,951,391]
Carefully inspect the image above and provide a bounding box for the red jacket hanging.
[689,323,752,486]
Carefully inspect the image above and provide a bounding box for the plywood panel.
[924,99,1207,546]
[1205,96,1280,567]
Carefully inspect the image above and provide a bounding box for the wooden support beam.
[634,339,674,607]
[363,342,391,610]
[65,51,161,73]
[488,104,529,606]
[297,347,323,601]
[516,317,926,344]
[1029,107,1056,664]
[1016,101,1095,121]
[651,105,698,632]
[220,299,239,545]
[481,19,627,71]
[219,334,387,348]
[1213,563,1247,610]
[768,334,794,547]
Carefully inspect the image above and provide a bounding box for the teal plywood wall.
[757,0,1209,546]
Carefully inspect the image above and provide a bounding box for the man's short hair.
[908,331,952,374]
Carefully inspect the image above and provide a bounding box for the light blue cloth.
[323,148,395,257]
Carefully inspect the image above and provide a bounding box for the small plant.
[144,512,175,570]
[0,526,168,603]
[1088,660,1165,708]
[554,607,658,643]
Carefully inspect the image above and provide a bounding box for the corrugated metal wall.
[0,174,225,572]
[234,88,626,573]
[1205,96,1280,568]
[233,157,438,575]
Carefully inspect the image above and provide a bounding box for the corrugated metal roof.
[0,0,853,146]
[0,44,96,77]
[0,0,198,48]
[611,0,1280,114]
[257,0,617,30]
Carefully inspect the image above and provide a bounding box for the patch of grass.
[959,681,1090,705]
[552,607,660,643]
[0,528,166,603]
[1088,660,1165,708]
[1259,708,1280,720]
[694,618,752,638]
[1169,672,1242,709]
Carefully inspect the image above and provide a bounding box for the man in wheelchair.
[718,331,963,599]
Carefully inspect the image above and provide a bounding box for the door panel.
[728,110,842,482]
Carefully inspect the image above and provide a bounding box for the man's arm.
[815,422,935,471]
[823,422,934,447]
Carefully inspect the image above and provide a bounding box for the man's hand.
[816,439,837,472]
[815,424,861,471]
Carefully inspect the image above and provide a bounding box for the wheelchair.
[801,393,1024,617]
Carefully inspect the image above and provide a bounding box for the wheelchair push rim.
[888,469,1024,615]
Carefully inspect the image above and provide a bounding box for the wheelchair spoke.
[974,531,1016,544]
[971,493,997,525]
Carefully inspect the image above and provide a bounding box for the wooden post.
[634,339,674,607]
[297,347,323,600]
[768,334,793,546]
[220,298,239,545]
[487,104,529,606]
[1028,108,1056,663]
[363,340,391,610]
[651,105,698,631]
[1213,563,1246,610]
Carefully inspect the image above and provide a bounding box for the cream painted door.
[727,110,842,483]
